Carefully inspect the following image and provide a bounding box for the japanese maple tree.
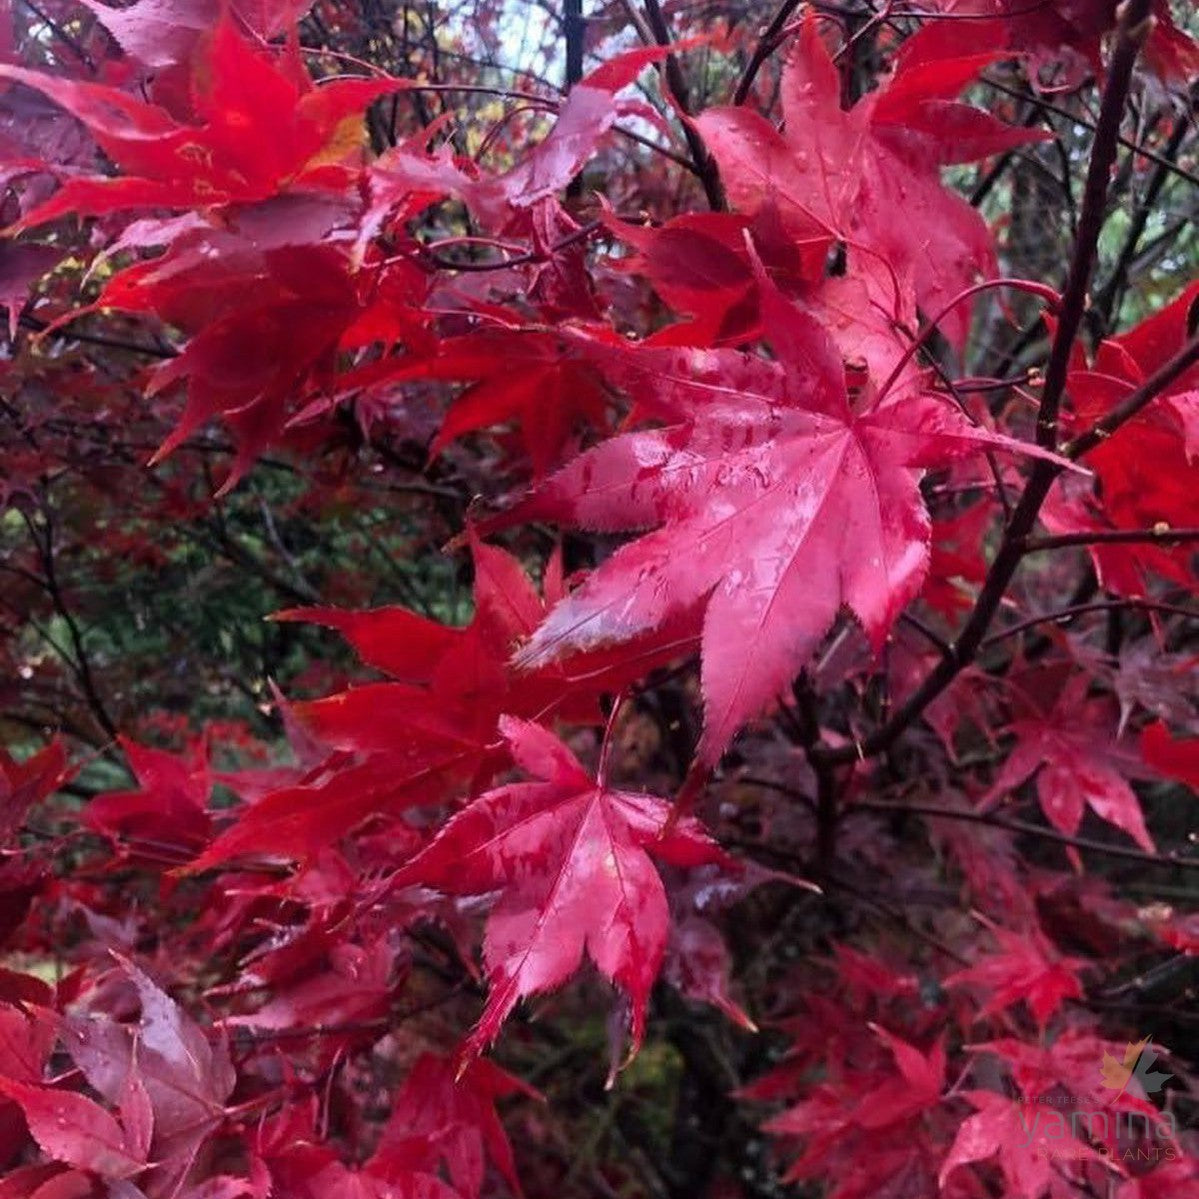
[1,0,1198,1196]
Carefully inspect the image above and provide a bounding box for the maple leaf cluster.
[1,0,1198,1196]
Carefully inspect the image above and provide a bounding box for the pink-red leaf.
[698,15,1048,345]
[0,1079,145,1179]
[500,284,1052,764]
[392,716,727,1056]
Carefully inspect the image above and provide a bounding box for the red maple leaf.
[946,925,1086,1027]
[83,736,212,861]
[370,1053,537,1199]
[228,938,397,1040]
[81,0,313,69]
[987,672,1155,850]
[605,210,771,346]
[339,328,611,477]
[60,959,236,1181]
[498,280,1053,765]
[189,538,686,870]
[362,43,682,244]
[94,229,425,488]
[0,738,68,845]
[0,1079,146,1179]
[854,1025,946,1129]
[1047,282,1199,595]
[274,536,606,762]
[465,45,680,230]
[392,716,727,1056]
[697,15,1048,344]
[1,16,403,228]
[940,1090,1108,1198]
[759,1021,950,1198]
[1141,721,1199,790]
[0,241,60,336]
[928,0,1199,88]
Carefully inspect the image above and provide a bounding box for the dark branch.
[641,0,726,211]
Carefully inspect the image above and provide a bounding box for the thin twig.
[1093,114,1191,329]
[983,75,1199,190]
[22,503,120,742]
[981,598,1196,648]
[899,612,954,659]
[852,799,1199,870]
[1022,526,1199,553]
[733,0,803,105]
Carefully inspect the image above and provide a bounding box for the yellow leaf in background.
[303,114,369,173]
